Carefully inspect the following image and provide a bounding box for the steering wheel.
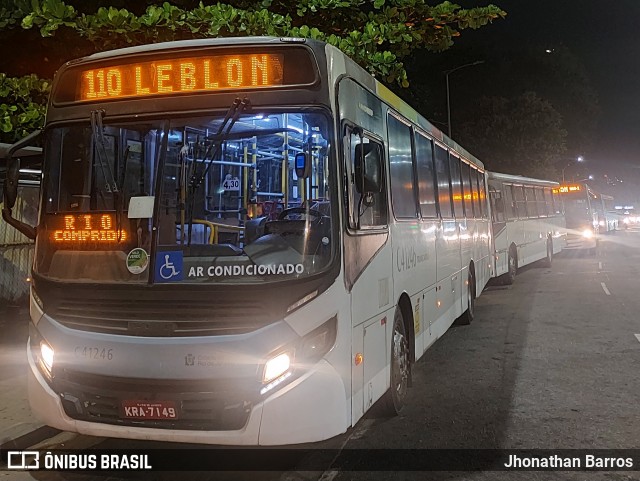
[277,207,324,222]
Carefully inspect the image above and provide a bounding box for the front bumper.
[27,341,349,445]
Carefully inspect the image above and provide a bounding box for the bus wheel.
[381,308,410,415]
[502,247,517,285]
[456,272,475,325]
[542,239,553,267]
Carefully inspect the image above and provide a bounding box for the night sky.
[454,0,640,178]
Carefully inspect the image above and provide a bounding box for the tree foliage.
[0,73,50,143]
[455,92,567,179]
[0,0,505,142]
[11,0,505,87]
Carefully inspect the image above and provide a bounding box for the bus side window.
[387,114,417,219]
[434,145,453,218]
[415,132,437,218]
[461,161,474,218]
[470,167,480,218]
[513,185,526,218]
[536,188,547,217]
[490,190,505,223]
[449,154,463,218]
[345,127,387,229]
[503,183,515,220]
[473,169,485,218]
[525,187,538,217]
[545,188,554,215]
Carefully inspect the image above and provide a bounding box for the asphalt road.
[2,230,640,481]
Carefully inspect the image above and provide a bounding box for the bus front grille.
[54,370,255,431]
[49,297,272,336]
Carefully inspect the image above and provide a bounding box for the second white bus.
[487,172,566,284]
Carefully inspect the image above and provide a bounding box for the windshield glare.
[37,111,335,284]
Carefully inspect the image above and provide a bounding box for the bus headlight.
[260,316,337,395]
[582,229,594,238]
[40,342,55,374]
[263,353,292,384]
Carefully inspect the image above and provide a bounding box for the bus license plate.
[121,400,178,420]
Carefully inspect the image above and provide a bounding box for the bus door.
[342,123,393,422]
[489,185,507,274]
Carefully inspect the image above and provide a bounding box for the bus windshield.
[36,110,336,284]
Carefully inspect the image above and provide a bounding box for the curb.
[0,425,60,461]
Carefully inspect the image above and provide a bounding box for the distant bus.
[487,172,566,284]
[596,193,618,233]
[553,182,606,253]
[2,37,493,445]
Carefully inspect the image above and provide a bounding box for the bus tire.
[541,239,553,267]
[381,307,410,416]
[501,247,517,285]
[455,271,475,326]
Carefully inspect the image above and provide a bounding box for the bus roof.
[487,171,559,187]
[65,36,300,65]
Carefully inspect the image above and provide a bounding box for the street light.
[561,156,585,183]
[445,60,484,138]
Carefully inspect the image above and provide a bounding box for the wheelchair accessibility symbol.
[155,251,183,282]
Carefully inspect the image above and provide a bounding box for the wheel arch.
[396,292,415,364]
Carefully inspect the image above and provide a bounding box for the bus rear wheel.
[501,248,517,285]
[455,271,475,325]
[381,307,410,415]
[541,239,553,267]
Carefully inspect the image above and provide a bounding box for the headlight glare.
[40,341,54,374]
[263,352,292,383]
[582,229,594,238]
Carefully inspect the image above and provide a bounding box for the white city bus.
[487,172,565,284]
[554,182,606,253]
[2,37,491,445]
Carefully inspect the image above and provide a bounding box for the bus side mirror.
[354,142,382,194]
[294,152,311,179]
[1,129,42,240]
[3,156,19,209]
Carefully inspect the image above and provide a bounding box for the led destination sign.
[52,214,127,243]
[553,184,582,194]
[79,53,284,101]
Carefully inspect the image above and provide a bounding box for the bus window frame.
[386,111,418,221]
[413,129,439,220]
[342,121,389,234]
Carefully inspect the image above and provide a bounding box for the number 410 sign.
[223,176,240,191]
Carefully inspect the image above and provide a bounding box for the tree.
[455,92,567,179]
[0,0,505,142]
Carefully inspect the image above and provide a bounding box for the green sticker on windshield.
[126,248,149,274]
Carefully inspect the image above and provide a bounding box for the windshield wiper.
[114,145,131,242]
[185,97,250,247]
[90,110,118,194]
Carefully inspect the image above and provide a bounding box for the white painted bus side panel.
[363,316,388,411]
[414,287,437,360]
[475,218,492,289]
[351,322,365,423]
[349,240,394,419]
[436,220,461,325]
[259,360,348,445]
[412,292,424,358]
[391,220,437,300]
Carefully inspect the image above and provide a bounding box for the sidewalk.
[0,306,58,451]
